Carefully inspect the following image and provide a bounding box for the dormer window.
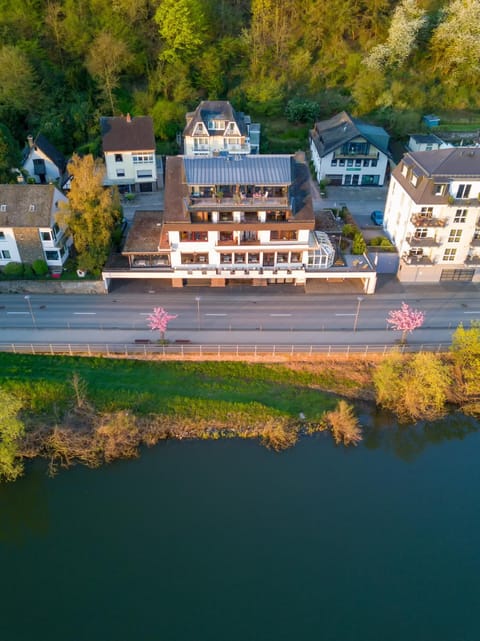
[411,173,419,187]
[456,184,471,199]
[401,164,409,177]
[29,204,35,212]
[434,183,446,196]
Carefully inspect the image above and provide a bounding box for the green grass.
[0,354,342,422]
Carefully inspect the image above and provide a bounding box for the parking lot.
[314,184,388,232]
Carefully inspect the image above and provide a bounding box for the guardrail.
[0,342,449,358]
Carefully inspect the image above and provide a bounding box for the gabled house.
[310,111,390,186]
[407,134,452,153]
[104,152,377,293]
[0,184,71,269]
[100,114,158,192]
[183,101,260,156]
[384,147,480,282]
[21,134,67,185]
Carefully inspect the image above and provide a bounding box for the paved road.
[1,284,479,346]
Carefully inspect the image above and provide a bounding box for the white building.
[183,101,260,156]
[100,114,158,192]
[407,134,452,153]
[384,147,480,282]
[310,111,390,186]
[21,134,67,185]
[0,184,71,270]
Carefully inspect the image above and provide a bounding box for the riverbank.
[0,348,476,481]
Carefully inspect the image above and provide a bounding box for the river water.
[1,417,479,641]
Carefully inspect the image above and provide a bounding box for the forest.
[0,0,479,180]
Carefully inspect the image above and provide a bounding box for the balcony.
[187,193,289,211]
[411,213,447,228]
[402,254,434,266]
[406,234,440,247]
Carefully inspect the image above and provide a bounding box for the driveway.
[122,190,164,224]
[314,185,388,230]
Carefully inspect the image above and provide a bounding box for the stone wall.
[0,280,106,294]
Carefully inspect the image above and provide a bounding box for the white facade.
[104,151,157,189]
[184,121,251,156]
[384,149,480,282]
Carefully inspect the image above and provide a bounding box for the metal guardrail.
[0,342,449,357]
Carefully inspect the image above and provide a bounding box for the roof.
[123,211,164,254]
[391,147,480,204]
[100,115,155,152]
[183,101,248,137]
[311,111,390,157]
[183,155,292,186]
[409,134,445,145]
[0,184,58,227]
[23,133,67,172]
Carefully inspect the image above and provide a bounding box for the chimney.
[126,113,131,123]
[27,135,34,148]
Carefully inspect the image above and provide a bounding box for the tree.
[387,302,425,344]
[155,0,207,65]
[57,154,121,276]
[0,45,37,114]
[325,400,362,446]
[373,352,451,422]
[0,388,25,482]
[451,322,480,403]
[0,123,21,183]
[86,31,132,115]
[147,307,177,341]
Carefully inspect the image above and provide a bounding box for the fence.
[0,342,449,358]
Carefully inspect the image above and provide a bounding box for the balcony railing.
[186,195,289,211]
[411,213,447,228]
[406,235,440,247]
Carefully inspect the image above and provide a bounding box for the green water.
[1,419,480,641]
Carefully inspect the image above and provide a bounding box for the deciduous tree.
[58,154,121,275]
[0,388,25,482]
[387,302,425,344]
[147,307,177,341]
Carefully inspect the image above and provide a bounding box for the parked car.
[370,210,384,225]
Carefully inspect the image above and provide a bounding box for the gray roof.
[405,147,480,179]
[183,101,248,137]
[23,133,67,172]
[100,115,155,152]
[311,111,390,157]
[183,155,292,186]
[0,184,57,227]
[409,134,445,145]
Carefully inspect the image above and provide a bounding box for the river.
[1,417,479,641]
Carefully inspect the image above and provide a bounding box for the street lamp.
[24,295,36,329]
[353,296,363,332]
[195,296,201,330]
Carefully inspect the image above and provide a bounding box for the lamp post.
[195,296,201,330]
[24,295,36,329]
[353,296,363,332]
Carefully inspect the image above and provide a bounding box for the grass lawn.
[0,353,359,423]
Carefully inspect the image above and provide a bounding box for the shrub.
[23,264,34,278]
[325,400,362,446]
[285,98,320,123]
[352,233,367,254]
[32,259,49,276]
[342,223,357,238]
[3,262,24,277]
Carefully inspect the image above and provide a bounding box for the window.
[347,159,353,167]
[409,248,423,256]
[331,159,337,166]
[411,173,419,186]
[434,184,446,196]
[116,169,125,177]
[29,204,36,212]
[456,184,471,199]
[115,154,123,162]
[136,170,152,178]
[415,228,428,238]
[270,230,297,241]
[291,252,301,262]
[339,159,345,167]
[45,250,59,261]
[421,207,433,216]
[0,204,6,212]
[132,154,154,164]
[1,250,11,259]
[234,253,246,264]
[443,248,457,262]
[52,223,60,240]
[474,228,480,240]
[401,164,409,177]
[371,159,378,167]
[363,159,370,167]
[454,209,467,223]
[341,141,369,155]
[220,253,232,263]
[0,232,5,240]
[40,231,51,241]
[355,159,361,167]
[180,231,208,242]
[181,253,208,264]
[248,253,260,264]
[448,229,462,243]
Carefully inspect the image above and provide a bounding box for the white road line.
[335,313,355,316]
[205,313,227,316]
[139,313,150,315]
[270,313,292,317]
[7,311,28,314]
[464,311,480,314]
[73,312,96,315]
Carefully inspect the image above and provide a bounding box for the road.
[1,287,479,346]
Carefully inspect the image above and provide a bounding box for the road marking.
[7,311,28,314]
[464,311,480,314]
[139,313,150,315]
[335,313,355,316]
[270,313,292,317]
[73,312,96,315]
[206,313,227,316]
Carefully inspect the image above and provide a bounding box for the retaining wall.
[0,280,106,294]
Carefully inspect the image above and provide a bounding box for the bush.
[32,259,49,276]
[342,223,357,239]
[325,400,362,446]
[352,233,367,254]
[23,264,34,278]
[3,262,24,277]
[285,98,320,123]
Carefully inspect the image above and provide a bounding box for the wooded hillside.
[0,0,479,167]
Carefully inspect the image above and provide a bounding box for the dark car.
[370,210,384,225]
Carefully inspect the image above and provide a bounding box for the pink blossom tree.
[147,307,177,341]
[387,302,425,344]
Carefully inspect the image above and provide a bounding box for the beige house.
[0,184,71,269]
[384,147,480,282]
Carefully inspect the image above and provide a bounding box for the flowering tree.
[147,307,177,341]
[387,302,425,344]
